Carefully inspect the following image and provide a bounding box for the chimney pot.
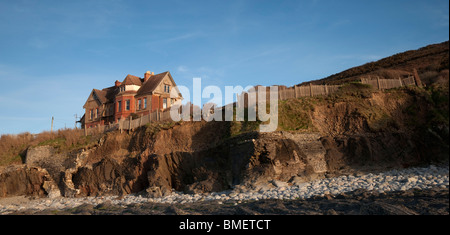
[115,80,121,87]
[144,71,152,82]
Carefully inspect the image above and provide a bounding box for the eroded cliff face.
[1,88,447,198]
[313,90,449,171]
[67,122,329,197]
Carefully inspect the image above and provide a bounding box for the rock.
[255,182,275,192]
[272,180,289,188]
[72,158,134,196]
[146,186,162,198]
[0,165,53,198]
[290,176,307,186]
[25,146,56,167]
[406,177,418,184]
[325,209,338,215]
[42,180,61,198]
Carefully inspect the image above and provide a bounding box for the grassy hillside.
[299,41,449,86]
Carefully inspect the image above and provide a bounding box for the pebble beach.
[0,164,448,214]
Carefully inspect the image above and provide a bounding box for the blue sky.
[0,0,448,134]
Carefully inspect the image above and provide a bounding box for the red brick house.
[83,70,182,128]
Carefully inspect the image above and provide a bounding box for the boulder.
[0,165,59,198]
[25,146,55,167]
[272,180,289,188]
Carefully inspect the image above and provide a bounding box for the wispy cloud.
[145,31,204,47]
[0,64,28,79]
[177,65,189,73]
[225,46,291,69]
[175,65,225,87]
[166,32,202,43]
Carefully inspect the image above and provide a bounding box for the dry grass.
[0,128,100,166]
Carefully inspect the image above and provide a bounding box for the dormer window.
[119,86,126,92]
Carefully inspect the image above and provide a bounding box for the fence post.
[294,85,298,98]
[398,77,403,87]
[376,76,381,90]
[129,116,132,131]
[413,68,423,87]
[84,124,87,136]
[309,83,313,96]
[325,84,328,95]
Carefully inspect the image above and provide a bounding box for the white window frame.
[163,98,167,109]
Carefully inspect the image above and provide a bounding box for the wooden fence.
[238,75,420,106]
[360,75,418,90]
[238,83,342,107]
[86,75,420,135]
[85,109,175,135]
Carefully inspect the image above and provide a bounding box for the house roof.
[90,85,119,105]
[121,74,143,86]
[102,86,119,102]
[84,71,180,109]
[92,89,107,103]
[136,71,169,96]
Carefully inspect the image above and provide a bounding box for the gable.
[149,72,182,98]
[135,72,167,96]
[83,89,102,109]
[154,75,175,93]
[166,72,182,98]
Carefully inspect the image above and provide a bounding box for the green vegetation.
[326,82,375,102]
[277,97,318,132]
[144,121,180,136]
[230,107,262,136]
[405,85,449,128]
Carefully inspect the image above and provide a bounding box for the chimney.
[115,80,121,87]
[144,71,152,82]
